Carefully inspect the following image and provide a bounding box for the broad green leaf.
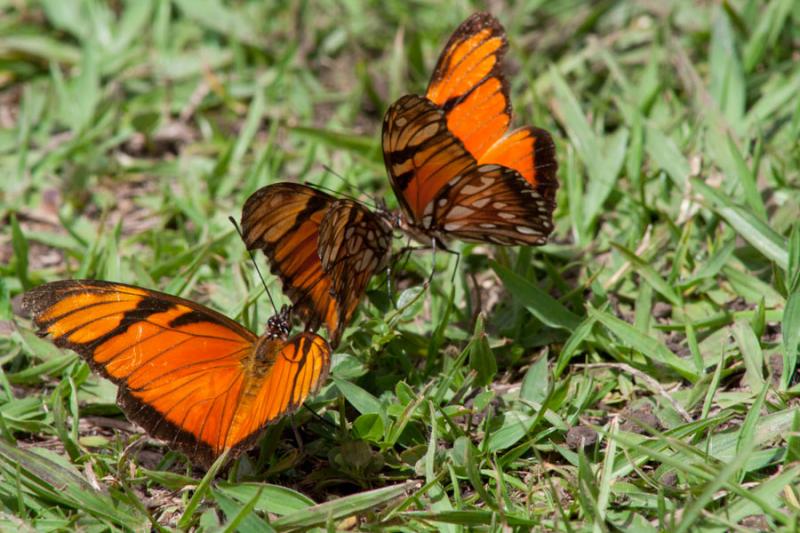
[492,261,581,331]
[692,179,788,269]
[589,307,698,381]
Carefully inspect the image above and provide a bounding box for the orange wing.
[384,95,555,245]
[21,280,331,467]
[425,12,557,189]
[426,12,511,164]
[241,183,391,347]
[382,94,477,222]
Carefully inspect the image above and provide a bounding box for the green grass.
[2,0,800,530]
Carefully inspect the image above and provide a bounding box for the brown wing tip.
[528,126,559,192]
[18,280,101,321]
[456,12,504,36]
[530,126,559,202]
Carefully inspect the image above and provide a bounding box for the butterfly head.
[266,305,292,340]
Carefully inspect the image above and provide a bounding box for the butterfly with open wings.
[21,280,331,467]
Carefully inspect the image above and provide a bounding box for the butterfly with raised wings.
[382,12,558,247]
[21,280,331,467]
[241,183,393,348]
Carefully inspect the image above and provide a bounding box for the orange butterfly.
[241,183,393,348]
[382,12,558,247]
[21,280,331,467]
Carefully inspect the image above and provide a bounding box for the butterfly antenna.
[316,165,379,211]
[320,164,357,196]
[303,403,336,428]
[228,216,280,317]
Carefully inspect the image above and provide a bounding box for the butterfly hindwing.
[21,280,331,466]
[318,199,392,341]
[431,164,555,245]
[478,125,558,192]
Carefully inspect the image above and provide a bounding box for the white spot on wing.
[448,206,474,219]
[461,184,487,195]
[516,226,539,235]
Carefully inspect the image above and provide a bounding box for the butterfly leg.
[388,238,432,305]
[396,236,415,278]
[303,403,336,429]
[431,238,460,288]
[426,237,439,288]
[448,247,461,286]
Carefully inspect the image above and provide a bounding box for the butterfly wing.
[209,330,330,463]
[382,94,477,223]
[426,12,510,160]
[21,280,330,466]
[317,200,392,344]
[383,94,555,244]
[241,183,341,341]
[478,126,558,193]
[429,164,556,245]
[425,12,557,189]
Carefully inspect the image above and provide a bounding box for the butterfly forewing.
[21,280,331,467]
[382,94,477,222]
[427,13,511,163]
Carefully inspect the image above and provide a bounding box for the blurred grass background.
[2,0,800,530]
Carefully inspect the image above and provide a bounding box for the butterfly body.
[21,280,331,467]
[382,13,558,248]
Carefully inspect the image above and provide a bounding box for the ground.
[1,0,800,531]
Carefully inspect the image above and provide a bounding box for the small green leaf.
[782,292,800,389]
[732,320,765,392]
[353,414,385,442]
[333,378,381,415]
[271,481,416,530]
[692,178,788,269]
[520,356,548,404]
[589,307,698,382]
[611,242,682,306]
[492,261,581,331]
